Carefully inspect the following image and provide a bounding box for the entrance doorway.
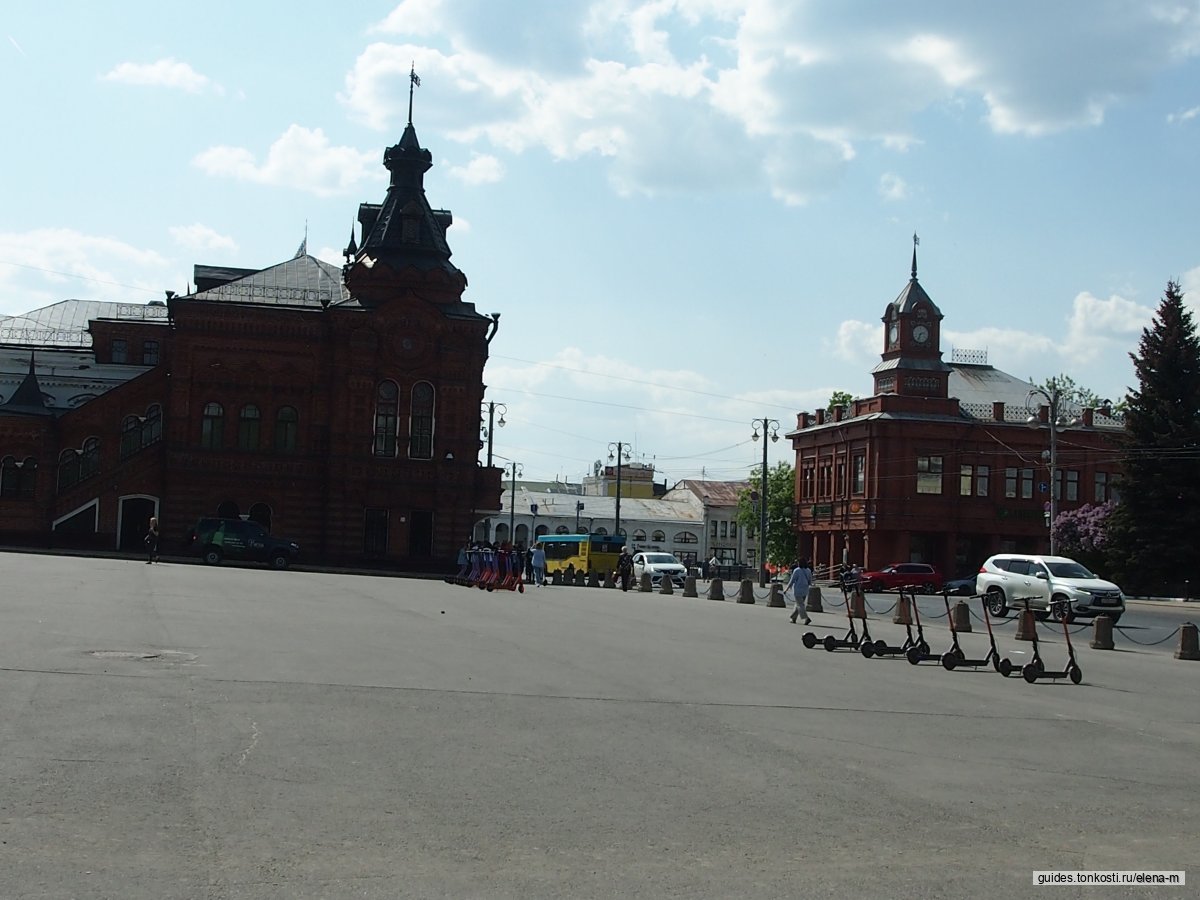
[409,510,433,559]
[118,496,157,552]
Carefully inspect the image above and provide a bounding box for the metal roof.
[184,255,356,309]
[0,300,169,347]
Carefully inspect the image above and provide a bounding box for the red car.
[859,562,942,593]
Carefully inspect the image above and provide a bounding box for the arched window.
[238,404,261,450]
[535,524,549,538]
[632,529,647,541]
[494,522,510,545]
[80,438,100,480]
[142,405,162,446]
[594,527,608,536]
[409,381,435,459]
[275,406,298,452]
[217,500,240,519]
[651,530,666,542]
[201,402,224,450]
[248,502,272,531]
[58,449,80,492]
[374,381,398,456]
[674,531,699,544]
[120,415,141,459]
[555,525,570,534]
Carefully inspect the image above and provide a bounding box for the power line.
[0,260,164,298]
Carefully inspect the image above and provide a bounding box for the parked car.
[859,562,942,593]
[944,574,978,596]
[187,517,300,570]
[976,554,1124,623]
[631,552,687,587]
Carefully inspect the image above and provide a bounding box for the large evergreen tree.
[1105,281,1200,594]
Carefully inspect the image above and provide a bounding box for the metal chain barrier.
[864,597,898,616]
[1035,618,1091,636]
[1112,624,1183,646]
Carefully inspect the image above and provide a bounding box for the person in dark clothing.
[617,548,635,592]
[145,516,160,564]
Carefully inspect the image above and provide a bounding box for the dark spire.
[344,223,358,261]
[407,63,421,127]
[2,351,51,415]
[911,232,919,280]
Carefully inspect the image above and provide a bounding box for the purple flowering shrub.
[1052,501,1116,570]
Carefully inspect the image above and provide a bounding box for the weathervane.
[408,62,421,126]
[911,231,920,280]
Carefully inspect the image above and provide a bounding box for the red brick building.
[785,249,1123,579]
[0,121,503,567]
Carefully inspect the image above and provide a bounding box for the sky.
[3,1,1200,486]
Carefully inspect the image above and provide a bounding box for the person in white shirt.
[786,559,814,624]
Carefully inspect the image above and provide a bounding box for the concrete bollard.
[1015,608,1037,641]
[551,570,563,586]
[708,577,725,601]
[1175,622,1200,661]
[893,592,912,625]
[768,583,785,608]
[805,585,824,613]
[738,578,755,604]
[603,570,616,589]
[639,572,653,593]
[1090,614,1114,650]
[951,600,973,633]
[849,587,866,618]
[683,575,698,598]
[587,570,601,588]
[659,575,675,595]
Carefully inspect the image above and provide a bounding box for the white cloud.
[337,1,1200,203]
[193,125,380,197]
[830,319,881,363]
[1167,105,1200,123]
[101,58,221,94]
[0,228,176,312]
[879,172,908,201]
[447,153,505,185]
[168,224,237,253]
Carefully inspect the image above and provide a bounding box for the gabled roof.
[183,255,356,309]
[0,299,168,348]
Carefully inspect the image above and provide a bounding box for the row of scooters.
[801,584,1083,684]
[446,547,526,592]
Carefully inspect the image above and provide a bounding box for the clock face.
[912,324,930,344]
[888,323,899,345]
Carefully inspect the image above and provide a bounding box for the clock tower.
[872,236,950,398]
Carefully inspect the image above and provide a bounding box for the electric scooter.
[1021,598,1083,684]
[802,581,869,652]
[940,592,1006,672]
[860,585,923,658]
[904,588,943,665]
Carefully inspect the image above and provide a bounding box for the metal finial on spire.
[911,232,920,280]
[407,62,421,126]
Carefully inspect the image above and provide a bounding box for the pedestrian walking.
[786,558,814,624]
[144,516,160,564]
[708,554,719,580]
[617,547,635,592]
[530,542,547,586]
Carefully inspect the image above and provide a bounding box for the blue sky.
[3,1,1199,485]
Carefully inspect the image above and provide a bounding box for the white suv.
[632,552,687,587]
[977,554,1125,624]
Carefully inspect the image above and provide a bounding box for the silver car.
[976,554,1125,624]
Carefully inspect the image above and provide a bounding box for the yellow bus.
[537,533,626,576]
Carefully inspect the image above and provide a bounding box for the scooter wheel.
[999,658,1013,678]
[906,646,922,666]
[941,651,958,671]
[874,640,889,656]
[860,642,875,658]
[919,641,930,656]
[1022,663,1040,684]
[802,632,817,649]
[823,635,838,653]
[1033,657,1045,674]
[1069,665,1083,685]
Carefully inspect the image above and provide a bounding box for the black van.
[186,518,300,569]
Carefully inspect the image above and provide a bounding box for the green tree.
[1105,281,1200,595]
[736,461,796,567]
[826,390,853,413]
[1030,373,1105,409]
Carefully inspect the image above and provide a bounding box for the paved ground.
[1,552,1196,898]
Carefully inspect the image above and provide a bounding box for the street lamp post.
[505,461,523,547]
[751,418,781,587]
[608,442,631,539]
[530,502,539,544]
[575,501,585,533]
[1026,386,1075,555]
[480,401,506,467]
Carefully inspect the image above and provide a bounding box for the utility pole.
[608,442,630,539]
[751,418,780,587]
